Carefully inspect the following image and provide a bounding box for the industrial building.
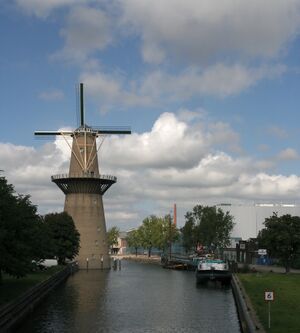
[216,203,300,239]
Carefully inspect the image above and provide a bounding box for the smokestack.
[173,203,177,226]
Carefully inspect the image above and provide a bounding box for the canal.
[17,260,241,333]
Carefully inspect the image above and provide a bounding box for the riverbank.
[113,254,162,265]
[0,264,76,332]
[238,272,300,333]
[0,266,64,307]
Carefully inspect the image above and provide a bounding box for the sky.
[1,0,300,232]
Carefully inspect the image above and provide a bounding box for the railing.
[51,173,117,182]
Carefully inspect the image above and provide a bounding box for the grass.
[0,266,63,307]
[238,273,300,333]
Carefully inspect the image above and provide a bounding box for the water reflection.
[17,261,240,333]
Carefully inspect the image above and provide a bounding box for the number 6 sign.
[264,291,274,329]
[264,291,274,301]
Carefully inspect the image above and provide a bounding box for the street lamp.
[169,211,173,260]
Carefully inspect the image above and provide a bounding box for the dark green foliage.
[0,176,80,280]
[181,216,198,253]
[0,266,63,306]
[258,213,300,272]
[43,212,80,265]
[181,205,235,253]
[0,176,46,280]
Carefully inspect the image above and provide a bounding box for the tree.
[258,213,300,273]
[0,176,46,281]
[107,226,120,254]
[138,215,179,257]
[181,218,197,253]
[126,229,143,256]
[159,214,179,253]
[44,212,80,265]
[182,205,234,254]
[139,215,163,257]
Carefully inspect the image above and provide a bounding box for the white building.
[216,203,300,240]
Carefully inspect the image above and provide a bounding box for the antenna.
[80,83,84,127]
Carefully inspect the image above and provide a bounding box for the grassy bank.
[0,266,63,307]
[238,273,300,333]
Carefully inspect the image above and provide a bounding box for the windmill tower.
[35,84,131,269]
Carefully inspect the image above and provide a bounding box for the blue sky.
[1,1,300,233]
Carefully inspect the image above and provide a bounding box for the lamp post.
[169,212,173,261]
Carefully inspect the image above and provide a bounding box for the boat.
[196,258,231,285]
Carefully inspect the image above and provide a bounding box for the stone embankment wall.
[231,274,266,333]
[117,254,161,265]
[0,264,77,332]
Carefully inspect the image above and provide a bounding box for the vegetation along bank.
[238,272,300,333]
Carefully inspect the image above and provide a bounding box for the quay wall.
[114,254,161,265]
[231,274,265,333]
[0,264,78,332]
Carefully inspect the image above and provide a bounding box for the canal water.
[17,260,241,333]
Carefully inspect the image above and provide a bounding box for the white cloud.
[121,0,300,64]
[2,112,300,229]
[18,1,300,65]
[237,173,300,200]
[53,6,113,62]
[38,89,64,101]
[140,64,286,99]
[80,70,152,111]
[101,112,208,169]
[207,122,241,153]
[258,144,270,152]
[16,0,89,18]
[267,125,288,139]
[79,63,286,112]
[277,148,299,160]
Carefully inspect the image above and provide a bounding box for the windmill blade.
[80,83,85,127]
[96,129,131,135]
[34,131,73,136]
[93,126,131,135]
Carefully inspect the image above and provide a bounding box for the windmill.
[35,83,131,269]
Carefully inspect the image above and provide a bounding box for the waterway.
[17,260,241,333]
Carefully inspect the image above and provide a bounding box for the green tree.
[0,176,46,281]
[159,214,179,253]
[183,205,234,254]
[258,213,300,273]
[139,215,162,257]
[181,218,196,253]
[44,212,80,265]
[138,215,179,257]
[107,226,120,253]
[126,229,143,256]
